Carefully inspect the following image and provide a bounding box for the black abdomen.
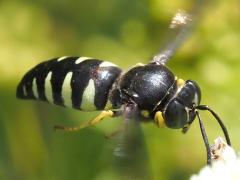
[16,57,122,111]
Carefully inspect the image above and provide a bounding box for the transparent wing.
[111,105,151,179]
[151,1,203,65]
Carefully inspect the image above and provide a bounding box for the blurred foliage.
[0,0,240,179]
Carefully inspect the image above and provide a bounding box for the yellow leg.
[154,111,166,128]
[54,110,114,132]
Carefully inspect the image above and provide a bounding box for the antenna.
[195,105,231,165]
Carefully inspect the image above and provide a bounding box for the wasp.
[16,10,231,165]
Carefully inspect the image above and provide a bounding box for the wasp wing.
[151,10,193,65]
[151,2,204,65]
[111,105,151,179]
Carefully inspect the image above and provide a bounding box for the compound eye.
[164,99,188,129]
[177,80,201,107]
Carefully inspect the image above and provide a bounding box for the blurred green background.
[0,0,240,179]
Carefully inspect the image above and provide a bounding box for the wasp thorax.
[119,64,176,111]
[164,80,201,129]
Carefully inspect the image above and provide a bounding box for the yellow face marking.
[75,57,92,64]
[99,61,117,67]
[45,71,53,103]
[177,78,185,88]
[62,71,73,108]
[154,111,166,128]
[32,78,38,99]
[141,110,149,118]
[81,79,96,110]
[57,56,68,61]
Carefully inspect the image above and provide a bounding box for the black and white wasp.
[16,10,231,165]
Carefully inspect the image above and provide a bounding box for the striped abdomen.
[16,57,122,111]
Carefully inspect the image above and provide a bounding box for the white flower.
[190,137,240,180]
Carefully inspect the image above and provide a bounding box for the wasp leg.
[54,110,114,132]
[154,111,166,128]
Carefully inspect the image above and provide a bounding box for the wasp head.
[164,80,201,129]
